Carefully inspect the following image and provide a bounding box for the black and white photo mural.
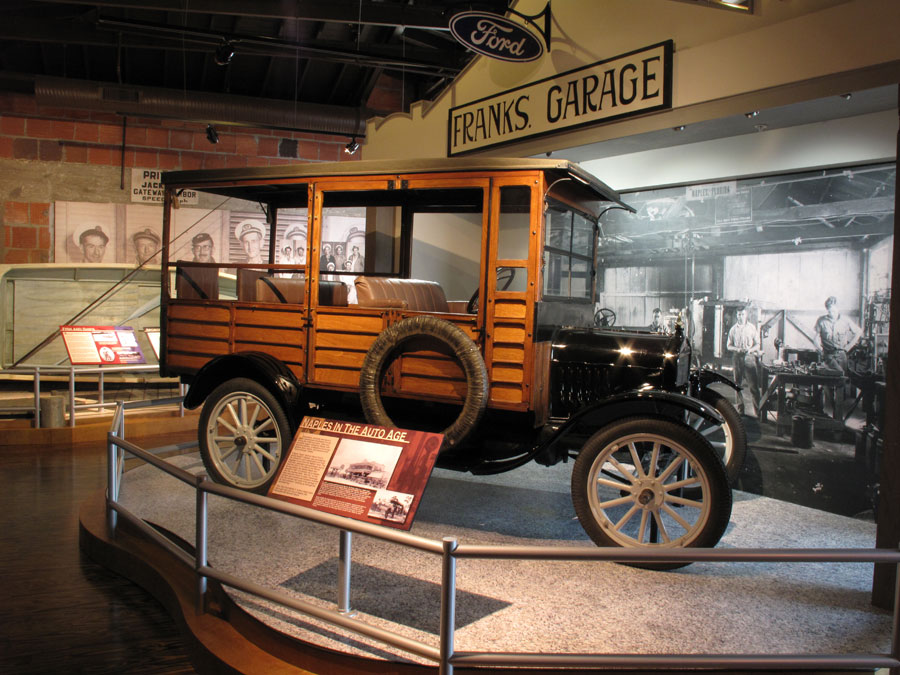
[599,163,894,519]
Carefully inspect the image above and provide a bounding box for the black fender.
[183,351,302,424]
[535,389,723,463]
[690,368,740,396]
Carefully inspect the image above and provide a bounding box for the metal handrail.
[1,364,184,427]
[105,402,900,675]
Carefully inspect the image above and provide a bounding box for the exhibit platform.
[80,453,892,674]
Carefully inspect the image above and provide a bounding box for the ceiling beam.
[24,0,459,30]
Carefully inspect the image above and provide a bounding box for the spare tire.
[359,315,489,448]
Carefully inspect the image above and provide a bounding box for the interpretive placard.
[60,325,146,365]
[268,416,444,530]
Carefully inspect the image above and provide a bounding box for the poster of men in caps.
[53,201,308,267]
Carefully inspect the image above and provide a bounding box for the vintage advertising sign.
[450,10,544,62]
[60,325,146,365]
[268,416,444,530]
[448,41,673,156]
[131,169,198,205]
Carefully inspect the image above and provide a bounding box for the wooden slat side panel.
[492,323,526,344]
[494,298,527,319]
[167,302,231,323]
[490,382,525,403]
[167,336,229,355]
[316,312,384,334]
[492,344,525,364]
[312,367,363,388]
[491,365,524,384]
[234,307,305,329]
[234,325,305,345]
[168,321,231,340]
[316,332,378,351]
[314,349,366,369]
[396,376,467,399]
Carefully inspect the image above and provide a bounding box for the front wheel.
[198,378,291,494]
[571,417,732,570]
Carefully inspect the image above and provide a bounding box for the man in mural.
[191,232,216,262]
[814,296,861,375]
[348,244,365,272]
[132,228,160,265]
[79,226,108,263]
[726,306,762,414]
[648,307,665,333]
[235,219,265,264]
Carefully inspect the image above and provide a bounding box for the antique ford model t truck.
[159,158,742,565]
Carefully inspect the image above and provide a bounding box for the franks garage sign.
[448,41,673,156]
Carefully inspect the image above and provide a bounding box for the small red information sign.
[268,416,444,530]
[60,325,146,365]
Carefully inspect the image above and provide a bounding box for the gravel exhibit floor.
[117,452,891,664]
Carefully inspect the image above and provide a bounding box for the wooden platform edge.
[78,488,436,675]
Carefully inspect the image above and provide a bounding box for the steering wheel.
[594,307,616,327]
[467,267,516,314]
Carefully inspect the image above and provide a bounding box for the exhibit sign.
[60,325,146,365]
[131,169,198,205]
[268,416,444,530]
[448,41,673,156]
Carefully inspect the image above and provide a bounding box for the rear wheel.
[571,416,732,570]
[199,378,291,494]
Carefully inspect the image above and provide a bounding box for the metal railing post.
[33,366,41,428]
[68,367,76,427]
[196,475,209,615]
[107,428,118,535]
[338,529,354,615]
[893,560,900,667]
[440,536,458,675]
[98,369,105,411]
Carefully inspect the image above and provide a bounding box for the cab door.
[482,177,542,411]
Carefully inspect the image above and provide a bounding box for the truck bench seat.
[354,276,450,313]
[255,276,348,306]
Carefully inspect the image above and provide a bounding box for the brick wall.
[0,92,361,263]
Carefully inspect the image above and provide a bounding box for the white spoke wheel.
[686,392,747,485]
[199,378,290,494]
[571,417,732,570]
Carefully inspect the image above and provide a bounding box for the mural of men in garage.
[726,306,762,414]
[814,296,861,375]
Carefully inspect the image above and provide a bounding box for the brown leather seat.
[175,264,219,300]
[354,276,449,312]
[255,276,348,306]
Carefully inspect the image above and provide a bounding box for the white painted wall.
[581,110,897,191]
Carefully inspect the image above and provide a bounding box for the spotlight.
[841,93,852,100]
[206,124,219,144]
[214,41,235,66]
[673,125,685,132]
[344,137,360,155]
[744,110,759,118]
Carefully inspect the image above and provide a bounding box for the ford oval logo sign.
[450,11,544,63]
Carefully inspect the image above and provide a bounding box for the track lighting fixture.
[214,41,235,66]
[673,125,685,132]
[344,137,360,155]
[206,124,219,144]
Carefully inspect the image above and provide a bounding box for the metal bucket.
[791,414,814,449]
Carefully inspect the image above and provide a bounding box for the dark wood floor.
[0,437,197,673]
